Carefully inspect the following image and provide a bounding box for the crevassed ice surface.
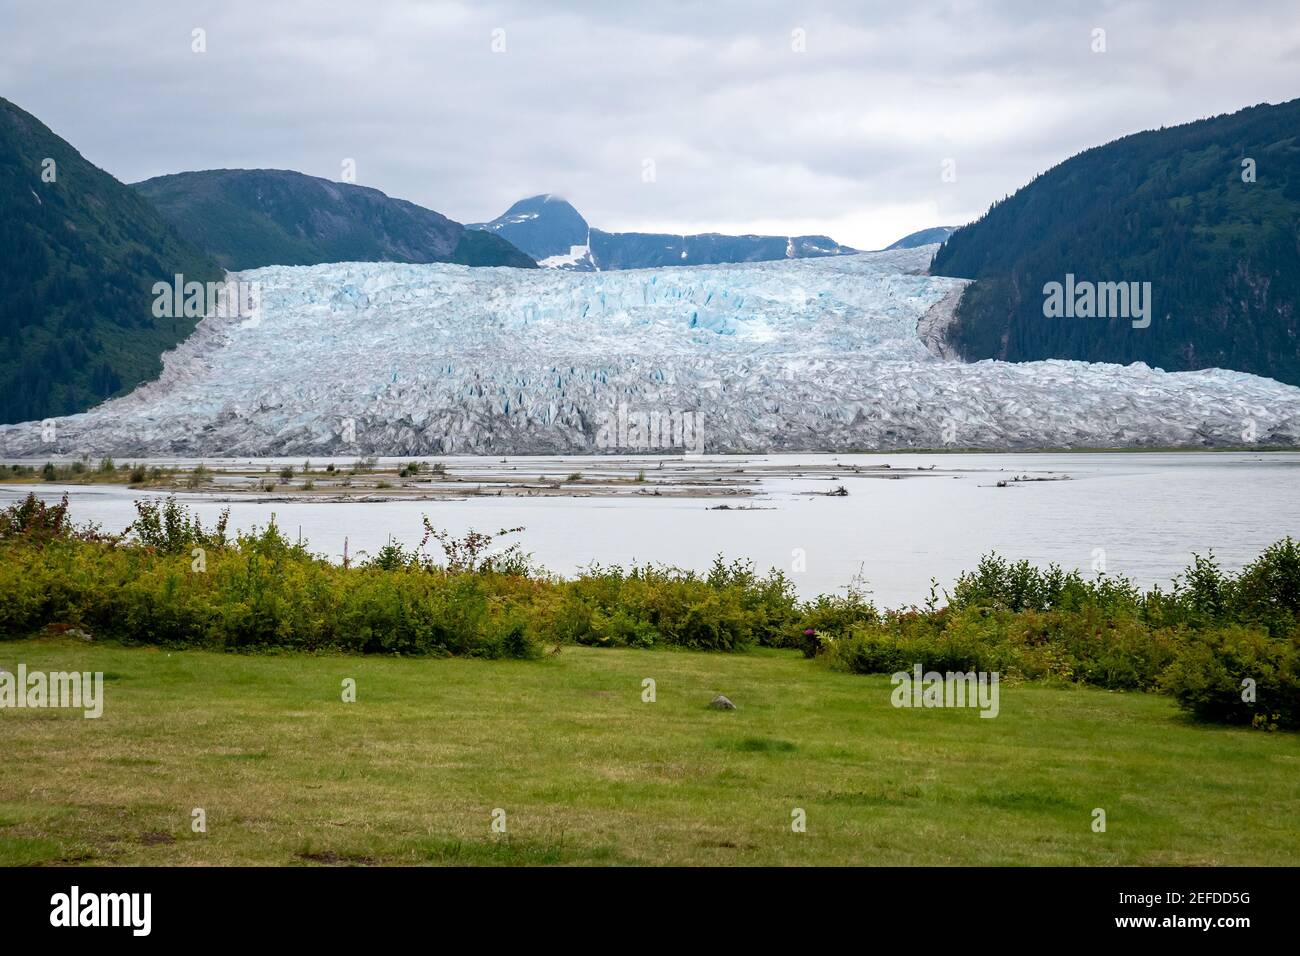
[5,247,1300,456]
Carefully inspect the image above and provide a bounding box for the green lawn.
[1,636,1296,866]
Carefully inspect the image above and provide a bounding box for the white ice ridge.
[5,246,1300,456]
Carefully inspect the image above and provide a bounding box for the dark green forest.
[0,97,222,425]
[931,98,1300,385]
[134,169,536,271]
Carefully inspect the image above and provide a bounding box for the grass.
[1,636,1296,866]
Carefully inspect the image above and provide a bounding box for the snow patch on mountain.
[537,242,594,269]
[4,247,1299,457]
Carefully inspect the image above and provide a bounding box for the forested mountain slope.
[135,169,535,271]
[931,98,1300,385]
[0,96,223,424]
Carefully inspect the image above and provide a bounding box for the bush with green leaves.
[1159,626,1299,728]
[798,586,880,656]
[128,496,230,554]
[1,490,1298,725]
[948,555,1143,615]
[0,493,80,544]
[821,544,1299,727]
[557,558,801,651]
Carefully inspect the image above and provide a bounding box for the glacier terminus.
[4,246,1299,457]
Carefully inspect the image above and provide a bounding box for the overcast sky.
[3,0,1298,249]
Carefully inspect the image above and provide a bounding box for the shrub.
[799,587,880,656]
[0,493,75,543]
[362,540,418,571]
[556,558,798,651]
[1231,537,1300,636]
[1159,626,1299,728]
[0,493,108,546]
[949,555,1141,615]
[128,496,229,554]
[420,520,529,574]
[822,604,1179,691]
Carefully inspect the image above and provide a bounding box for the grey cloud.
[2,0,1296,249]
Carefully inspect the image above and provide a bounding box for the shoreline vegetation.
[1,492,1296,730]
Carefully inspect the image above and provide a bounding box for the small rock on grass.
[709,694,736,710]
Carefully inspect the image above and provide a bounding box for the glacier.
[4,246,1300,457]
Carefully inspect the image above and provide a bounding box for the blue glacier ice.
[3,247,1299,456]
